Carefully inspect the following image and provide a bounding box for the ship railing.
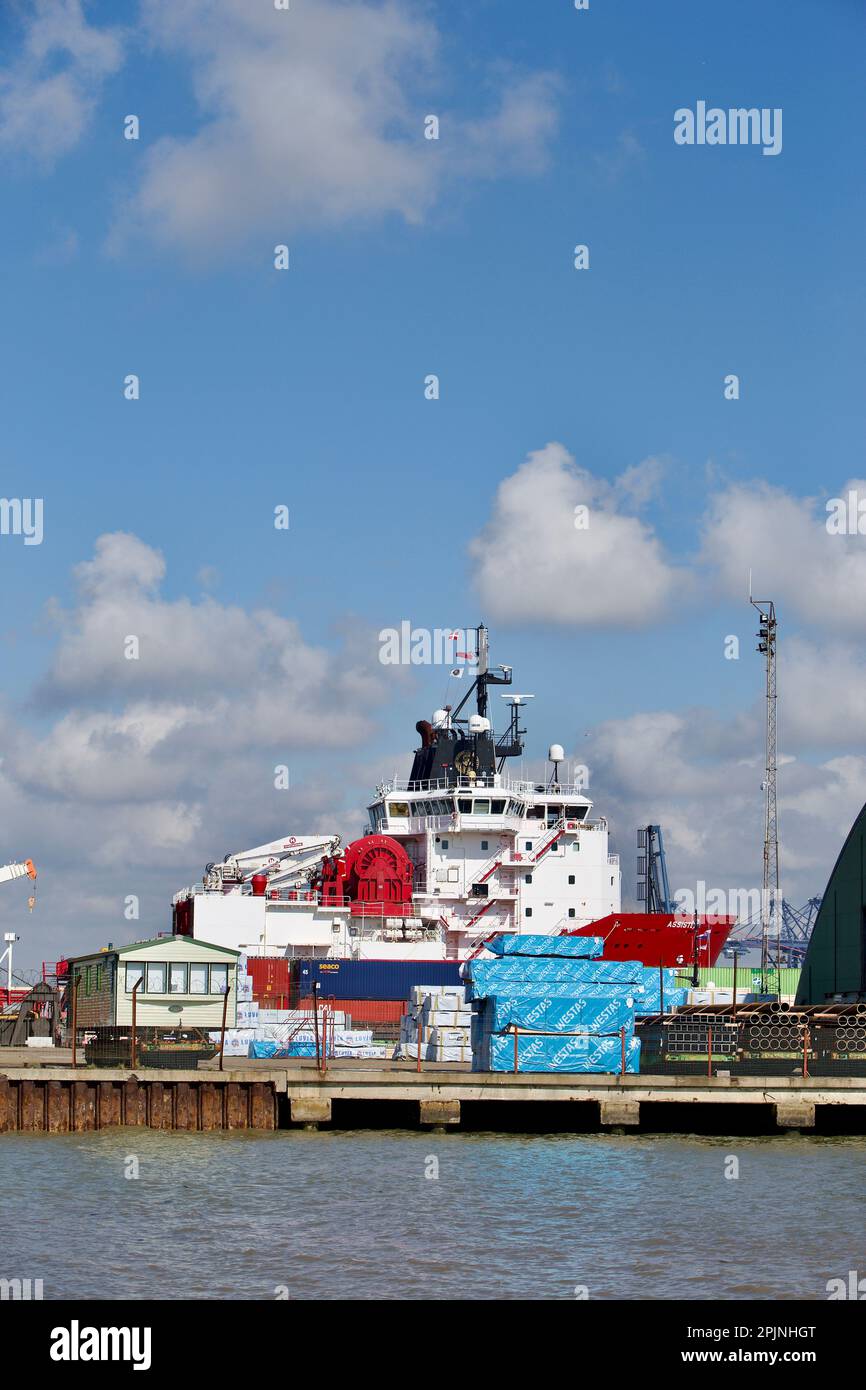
[381,775,592,797]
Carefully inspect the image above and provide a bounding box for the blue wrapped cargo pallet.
[473,1032,641,1073]
[485,934,604,958]
[467,933,645,1075]
[466,955,645,997]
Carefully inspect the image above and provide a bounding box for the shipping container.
[330,998,407,1023]
[293,958,463,1001]
[247,957,292,1003]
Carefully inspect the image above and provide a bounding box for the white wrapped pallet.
[425,1010,473,1027]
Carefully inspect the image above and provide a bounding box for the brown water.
[2,1129,864,1299]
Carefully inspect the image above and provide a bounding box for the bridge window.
[491,799,506,815]
[474,799,491,814]
[458,798,472,813]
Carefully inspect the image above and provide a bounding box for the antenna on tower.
[750,591,779,993]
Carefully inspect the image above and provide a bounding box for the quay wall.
[4,1067,866,1133]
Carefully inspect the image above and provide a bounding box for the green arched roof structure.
[796,799,866,1005]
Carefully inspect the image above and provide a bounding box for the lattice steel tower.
[750,592,779,990]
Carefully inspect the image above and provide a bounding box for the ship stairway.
[475,854,504,885]
[465,897,500,931]
[533,818,566,862]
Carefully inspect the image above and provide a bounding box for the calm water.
[2,1129,865,1299]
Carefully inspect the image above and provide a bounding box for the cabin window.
[210,964,229,995]
[146,962,167,995]
[525,908,533,919]
[525,874,533,884]
[525,841,532,852]
[125,964,144,993]
[480,840,489,852]
[568,875,575,885]
[441,839,449,849]
[474,799,490,814]
[169,963,189,994]
[568,908,576,919]
[189,964,209,995]
[491,799,506,815]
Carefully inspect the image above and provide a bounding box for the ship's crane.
[199,835,341,893]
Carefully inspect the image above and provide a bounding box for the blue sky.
[0,0,863,967]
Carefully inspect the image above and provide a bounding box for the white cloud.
[701,477,866,631]
[109,0,559,255]
[468,442,681,626]
[0,533,395,966]
[0,0,124,163]
[36,532,385,730]
[587,705,866,912]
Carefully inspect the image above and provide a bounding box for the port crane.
[0,859,37,890]
[0,859,37,999]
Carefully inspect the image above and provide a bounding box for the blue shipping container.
[295,958,463,1001]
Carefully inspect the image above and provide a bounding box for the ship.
[171,625,734,967]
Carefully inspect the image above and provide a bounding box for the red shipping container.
[247,957,291,1004]
[332,998,407,1023]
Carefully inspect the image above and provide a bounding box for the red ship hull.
[566,913,736,969]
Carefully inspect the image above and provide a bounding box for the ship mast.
[750,588,779,993]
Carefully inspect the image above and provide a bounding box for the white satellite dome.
[548,743,565,763]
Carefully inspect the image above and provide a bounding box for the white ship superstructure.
[172,627,621,959]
